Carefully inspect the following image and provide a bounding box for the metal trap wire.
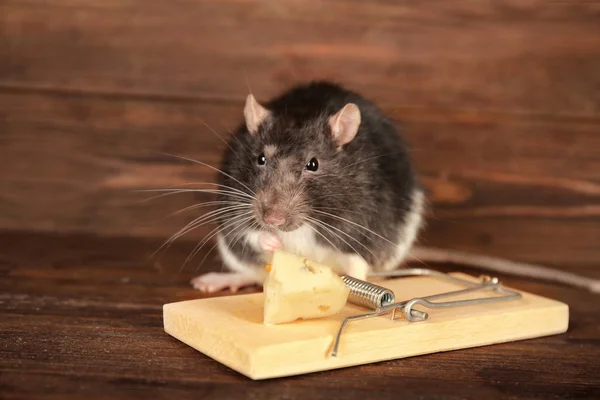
[332,268,522,357]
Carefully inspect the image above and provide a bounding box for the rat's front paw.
[259,232,281,253]
[191,272,257,293]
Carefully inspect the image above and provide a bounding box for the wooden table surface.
[1,230,599,400]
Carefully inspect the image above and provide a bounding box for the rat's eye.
[257,153,267,166]
[306,157,319,172]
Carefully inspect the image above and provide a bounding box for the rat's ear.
[328,103,361,146]
[243,94,270,135]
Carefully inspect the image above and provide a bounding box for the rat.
[189,81,600,294]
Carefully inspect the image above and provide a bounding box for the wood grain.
[1,231,599,399]
[1,0,600,115]
[1,90,599,267]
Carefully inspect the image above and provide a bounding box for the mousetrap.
[163,268,569,380]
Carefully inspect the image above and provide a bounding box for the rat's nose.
[263,210,286,227]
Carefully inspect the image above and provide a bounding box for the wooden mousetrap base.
[163,273,569,380]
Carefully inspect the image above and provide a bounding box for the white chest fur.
[243,225,353,274]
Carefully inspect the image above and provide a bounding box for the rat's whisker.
[230,133,253,162]
[236,221,260,268]
[222,221,250,254]
[179,226,222,274]
[137,181,252,196]
[149,215,207,261]
[340,150,418,172]
[312,206,365,217]
[168,204,251,230]
[200,217,254,272]
[176,204,251,235]
[217,219,260,274]
[181,211,254,271]
[206,120,255,164]
[311,207,402,250]
[200,120,247,161]
[139,188,254,202]
[205,183,256,199]
[306,216,378,261]
[135,181,255,203]
[305,216,372,263]
[315,203,409,214]
[140,190,249,203]
[165,201,249,218]
[312,209,396,246]
[229,219,256,256]
[150,205,251,261]
[307,218,367,261]
[404,250,430,268]
[144,200,248,226]
[286,181,307,212]
[160,152,258,197]
[304,220,341,254]
[184,212,255,272]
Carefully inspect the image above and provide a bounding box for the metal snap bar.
[331,268,522,357]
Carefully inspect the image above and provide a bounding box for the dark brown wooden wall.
[1,1,599,269]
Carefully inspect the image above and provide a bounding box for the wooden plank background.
[1,0,599,269]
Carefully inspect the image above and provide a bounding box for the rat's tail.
[405,246,600,294]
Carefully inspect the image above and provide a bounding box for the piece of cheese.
[263,250,350,325]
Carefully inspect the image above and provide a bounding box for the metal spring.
[341,275,395,309]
